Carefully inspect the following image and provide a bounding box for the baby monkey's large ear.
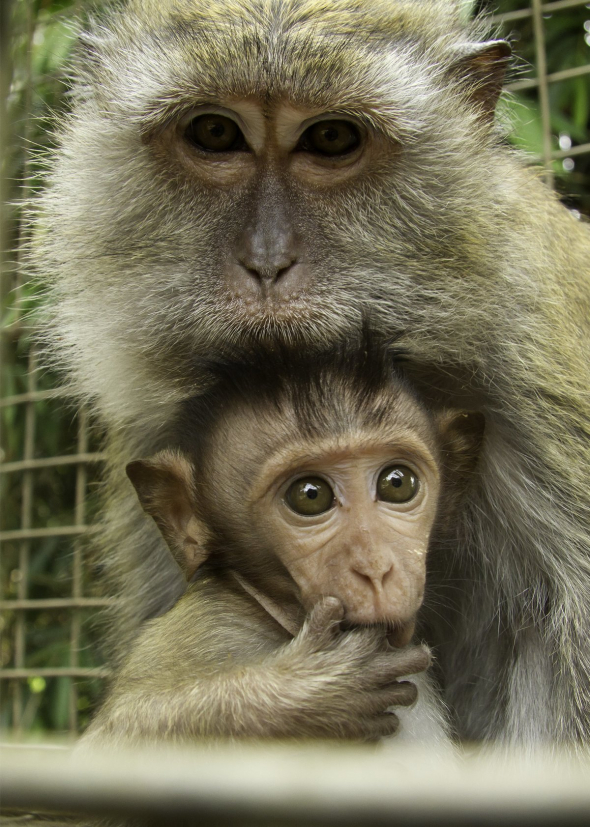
[126,450,211,581]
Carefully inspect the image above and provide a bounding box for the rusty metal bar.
[0,453,106,473]
[13,346,36,731]
[10,0,36,736]
[0,389,71,407]
[3,744,590,827]
[69,408,88,729]
[531,0,554,186]
[508,64,590,93]
[491,0,590,23]
[0,526,91,542]
[1,668,111,679]
[0,599,114,610]
[542,0,590,10]
[552,142,590,160]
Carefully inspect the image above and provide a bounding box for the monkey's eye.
[377,466,419,504]
[184,114,247,153]
[297,119,361,157]
[285,477,335,516]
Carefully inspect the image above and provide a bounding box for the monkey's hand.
[81,597,430,746]
[265,597,431,742]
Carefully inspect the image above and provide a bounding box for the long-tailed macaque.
[29,0,590,743]
[82,346,482,745]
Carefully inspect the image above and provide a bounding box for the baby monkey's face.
[205,393,442,636]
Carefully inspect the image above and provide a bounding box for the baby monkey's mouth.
[340,618,416,648]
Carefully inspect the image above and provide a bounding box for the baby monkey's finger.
[365,646,430,687]
[363,711,400,741]
[365,682,418,714]
[299,597,344,649]
[385,644,431,678]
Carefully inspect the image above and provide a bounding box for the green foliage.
[2,2,107,738]
[495,0,590,212]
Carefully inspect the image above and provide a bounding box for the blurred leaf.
[32,13,78,78]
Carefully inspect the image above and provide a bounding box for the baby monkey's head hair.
[176,328,422,461]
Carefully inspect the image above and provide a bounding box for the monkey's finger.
[382,680,419,708]
[376,645,431,680]
[362,649,430,686]
[362,711,400,741]
[362,681,418,714]
[299,597,344,648]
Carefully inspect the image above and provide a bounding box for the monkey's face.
[129,95,398,376]
[148,102,388,345]
[36,1,511,422]
[254,439,439,635]
[208,400,441,634]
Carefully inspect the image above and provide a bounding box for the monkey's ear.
[437,410,485,478]
[449,40,512,119]
[126,451,211,581]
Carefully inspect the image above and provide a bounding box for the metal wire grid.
[1,0,589,738]
[2,1,110,738]
[491,0,590,187]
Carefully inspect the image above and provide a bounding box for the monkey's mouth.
[224,294,320,323]
[340,619,416,648]
[218,287,356,328]
[214,298,357,350]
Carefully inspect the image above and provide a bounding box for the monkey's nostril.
[352,564,395,592]
[276,261,297,281]
[241,257,297,284]
[353,570,374,589]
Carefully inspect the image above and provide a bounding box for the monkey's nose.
[234,218,300,287]
[227,254,307,298]
[238,254,298,284]
[350,562,395,596]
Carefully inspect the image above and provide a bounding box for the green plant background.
[1,0,589,736]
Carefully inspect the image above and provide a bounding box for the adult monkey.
[29,0,590,744]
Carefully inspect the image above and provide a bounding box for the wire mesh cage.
[1,0,590,743]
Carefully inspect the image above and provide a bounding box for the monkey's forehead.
[83,0,476,131]
[207,391,440,490]
[259,428,440,473]
[126,0,466,41]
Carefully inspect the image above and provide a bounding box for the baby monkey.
[83,344,483,746]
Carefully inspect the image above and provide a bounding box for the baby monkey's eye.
[285,477,335,516]
[377,465,419,504]
[184,114,248,152]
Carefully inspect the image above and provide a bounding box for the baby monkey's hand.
[273,597,431,741]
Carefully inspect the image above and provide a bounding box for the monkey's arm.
[82,585,429,746]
